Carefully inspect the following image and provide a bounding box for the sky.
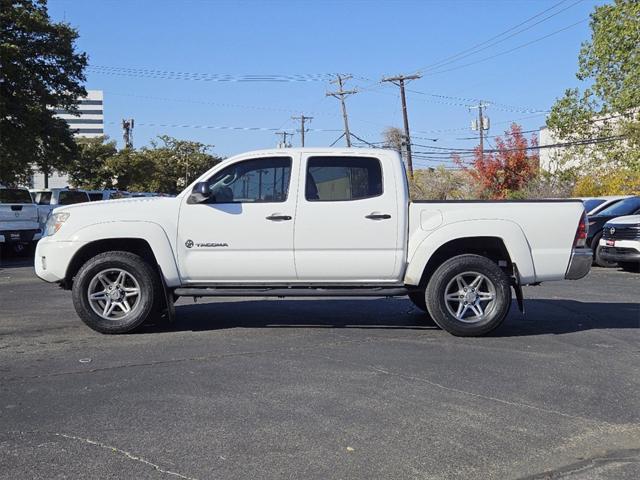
[48,0,600,169]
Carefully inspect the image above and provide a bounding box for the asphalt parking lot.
[0,255,638,480]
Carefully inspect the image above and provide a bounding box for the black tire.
[619,262,640,273]
[408,290,428,312]
[425,254,511,337]
[72,251,161,334]
[593,233,617,268]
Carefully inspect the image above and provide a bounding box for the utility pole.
[291,114,313,147]
[470,101,490,161]
[326,74,357,147]
[381,73,421,177]
[275,131,294,148]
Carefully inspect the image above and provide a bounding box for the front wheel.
[72,251,160,334]
[426,254,512,336]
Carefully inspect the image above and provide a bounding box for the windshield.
[0,189,33,204]
[583,199,605,212]
[597,196,640,216]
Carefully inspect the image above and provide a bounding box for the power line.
[88,65,343,83]
[427,18,589,75]
[416,0,585,74]
[105,121,341,133]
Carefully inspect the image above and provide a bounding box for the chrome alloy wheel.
[444,271,497,323]
[87,268,141,320]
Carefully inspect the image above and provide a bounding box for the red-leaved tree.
[454,123,539,199]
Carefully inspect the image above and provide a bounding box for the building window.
[306,156,383,201]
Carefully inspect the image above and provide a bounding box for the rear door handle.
[365,213,391,220]
[266,214,292,221]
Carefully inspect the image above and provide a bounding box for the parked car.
[34,148,591,337]
[586,196,640,267]
[86,190,130,201]
[30,188,91,227]
[599,215,640,273]
[0,186,42,255]
[580,195,631,216]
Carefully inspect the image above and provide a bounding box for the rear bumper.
[565,248,592,280]
[0,229,41,244]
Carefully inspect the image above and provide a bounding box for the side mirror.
[187,182,214,204]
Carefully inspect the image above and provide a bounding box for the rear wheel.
[426,254,511,337]
[72,251,160,334]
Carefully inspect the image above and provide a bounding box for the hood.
[604,215,640,226]
[54,196,168,213]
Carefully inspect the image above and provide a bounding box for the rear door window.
[306,156,383,201]
[0,189,33,204]
[88,193,104,201]
[35,192,52,205]
[58,191,89,205]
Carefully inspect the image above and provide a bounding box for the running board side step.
[173,287,409,298]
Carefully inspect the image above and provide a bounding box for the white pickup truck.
[35,148,591,336]
[0,186,42,255]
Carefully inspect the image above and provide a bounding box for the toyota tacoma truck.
[34,148,591,336]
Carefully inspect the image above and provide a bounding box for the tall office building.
[54,90,104,138]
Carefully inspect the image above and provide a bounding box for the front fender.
[404,219,536,285]
[69,221,181,286]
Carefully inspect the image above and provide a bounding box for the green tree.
[0,0,88,186]
[102,136,221,193]
[104,149,155,192]
[69,136,118,189]
[142,136,221,194]
[546,0,640,177]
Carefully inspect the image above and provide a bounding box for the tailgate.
[0,204,39,223]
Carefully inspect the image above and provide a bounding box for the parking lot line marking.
[55,433,199,480]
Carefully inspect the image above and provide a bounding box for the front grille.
[601,224,640,240]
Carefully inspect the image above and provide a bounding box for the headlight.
[44,212,70,236]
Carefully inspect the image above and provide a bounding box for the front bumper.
[34,238,86,283]
[565,248,592,280]
[599,246,640,263]
[0,229,41,244]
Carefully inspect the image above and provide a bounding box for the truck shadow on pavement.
[139,298,640,337]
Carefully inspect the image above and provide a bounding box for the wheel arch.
[404,220,536,286]
[63,222,181,289]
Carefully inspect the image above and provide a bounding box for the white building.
[31,90,104,189]
[539,112,633,173]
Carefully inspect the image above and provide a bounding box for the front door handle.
[365,213,392,220]
[266,214,292,221]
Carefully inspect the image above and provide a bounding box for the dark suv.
[586,196,640,266]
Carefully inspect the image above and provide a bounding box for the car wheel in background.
[72,251,161,334]
[426,254,512,337]
[619,262,640,273]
